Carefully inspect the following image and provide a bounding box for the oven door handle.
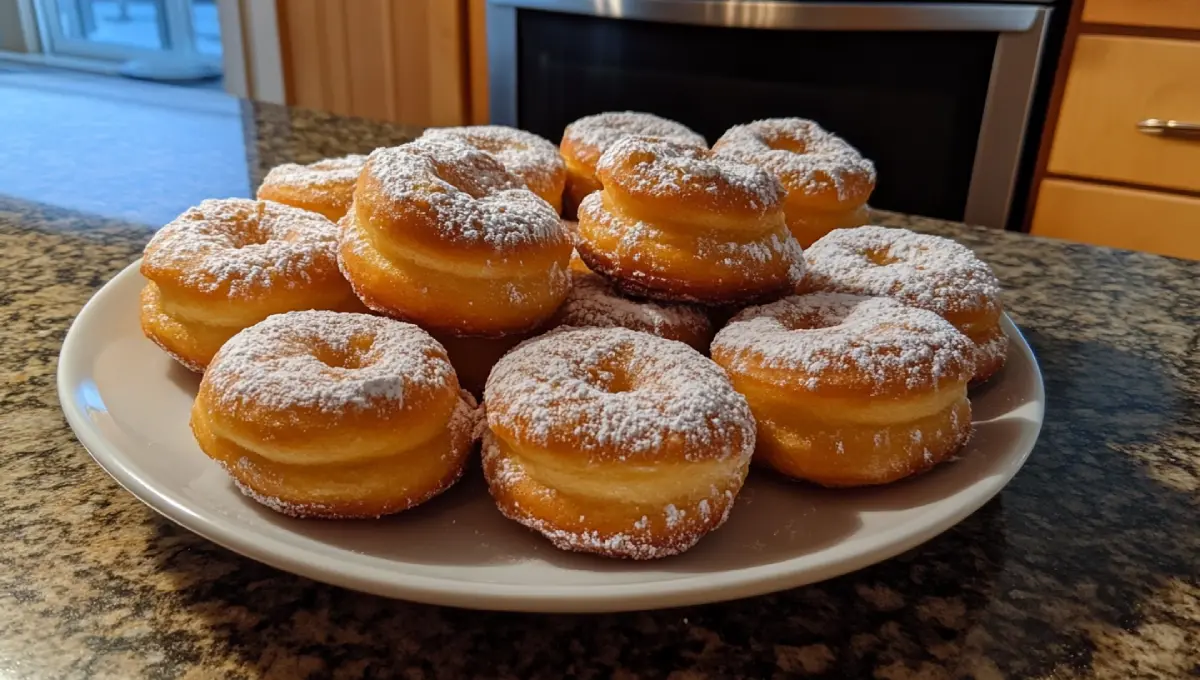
[487,1,1042,33]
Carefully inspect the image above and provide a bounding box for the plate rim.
[57,259,1045,613]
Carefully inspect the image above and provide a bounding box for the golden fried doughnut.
[576,136,805,305]
[423,125,566,214]
[337,137,572,337]
[482,326,755,559]
[714,119,875,246]
[140,198,361,372]
[567,248,591,274]
[256,154,367,221]
[804,226,1007,383]
[429,330,533,399]
[711,293,975,487]
[191,311,479,518]
[560,111,706,219]
[551,267,713,351]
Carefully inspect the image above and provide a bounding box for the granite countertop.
[1,80,1197,679]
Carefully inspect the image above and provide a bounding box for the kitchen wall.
[0,0,37,53]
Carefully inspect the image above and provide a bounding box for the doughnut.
[256,154,367,221]
[191,311,480,518]
[337,137,572,337]
[429,330,533,399]
[140,198,362,372]
[482,326,755,559]
[568,248,591,274]
[714,119,875,247]
[562,218,581,241]
[560,111,706,219]
[803,226,1007,383]
[423,125,566,214]
[711,293,975,487]
[550,267,713,352]
[575,136,806,305]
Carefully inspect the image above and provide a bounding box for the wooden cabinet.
[1030,0,1200,260]
[275,0,475,127]
[1032,178,1200,259]
[1082,0,1200,32]
[1048,35,1200,193]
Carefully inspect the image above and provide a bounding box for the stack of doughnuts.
[560,111,706,219]
[714,118,875,247]
[575,136,806,305]
[140,111,1007,559]
[337,136,571,336]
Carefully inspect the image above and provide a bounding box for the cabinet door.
[1048,35,1200,194]
[1032,178,1200,260]
[1082,0,1200,31]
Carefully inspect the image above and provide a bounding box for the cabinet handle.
[1136,119,1200,139]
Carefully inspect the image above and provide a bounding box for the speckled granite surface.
[1,85,1198,679]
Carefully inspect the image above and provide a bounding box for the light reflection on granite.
[0,91,1197,678]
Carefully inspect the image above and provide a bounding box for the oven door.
[487,0,1050,228]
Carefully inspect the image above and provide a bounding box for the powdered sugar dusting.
[597,136,781,212]
[365,139,565,252]
[422,125,562,191]
[713,118,875,202]
[974,329,1009,381]
[142,198,339,296]
[696,226,807,285]
[563,111,706,165]
[260,154,367,189]
[555,269,711,343]
[712,293,975,394]
[804,226,1002,317]
[229,476,341,519]
[204,310,456,415]
[485,326,755,461]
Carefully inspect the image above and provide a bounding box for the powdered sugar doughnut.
[140,198,362,372]
[803,226,1006,383]
[550,268,713,351]
[712,293,975,486]
[560,111,706,218]
[257,154,368,221]
[423,125,566,214]
[575,136,805,305]
[338,137,572,336]
[483,326,755,559]
[191,311,479,518]
[714,119,875,246]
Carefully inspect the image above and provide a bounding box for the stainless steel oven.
[486,0,1053,229]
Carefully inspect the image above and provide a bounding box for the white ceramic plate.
[58,261,1044,613]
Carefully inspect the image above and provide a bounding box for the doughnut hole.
[765,134,807,154]
[779,308,844,332]
[312,334,375,370]
[863,247,900,267]
[432,160,503,198]
[230,224,271,248]
[588,360,636,394]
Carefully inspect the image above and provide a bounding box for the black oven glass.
[517,9,998,221]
